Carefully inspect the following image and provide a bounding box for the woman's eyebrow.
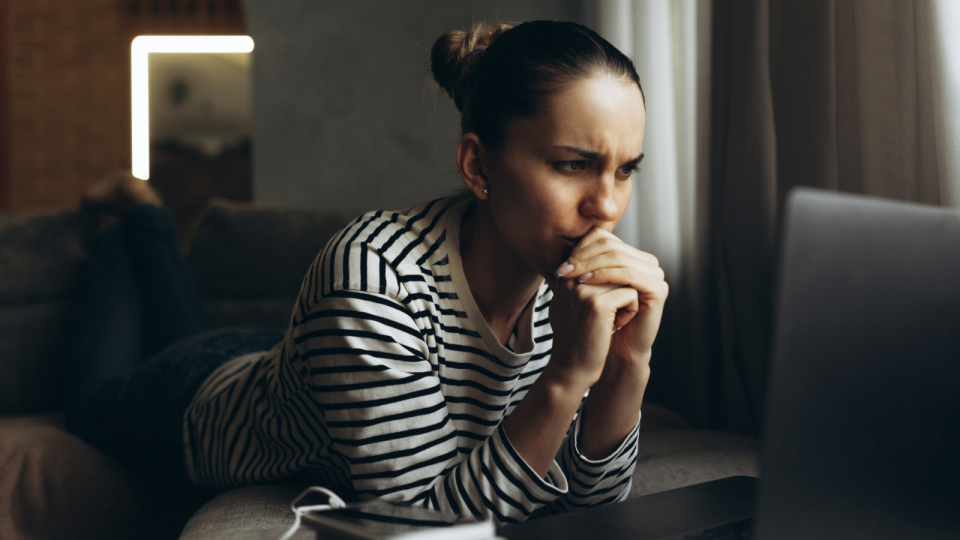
[624,153,645,167]
[554,145,604,160]
[553,146,644,165]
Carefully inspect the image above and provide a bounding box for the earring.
[482,188,489,195]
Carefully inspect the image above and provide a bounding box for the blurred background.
[0,0,958,436]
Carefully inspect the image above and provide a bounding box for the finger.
[556,234,624,278]
[575,281,623,296]
[573,227,614,251]
[565,251,665,283]
[557,227,621,266]
[558,235,659,277]
[572,235,659,268]
[596,286,639,329]
[555,228,607,277]
[614,306,639,330]
[578,267,669,303]
[575,282,641,332]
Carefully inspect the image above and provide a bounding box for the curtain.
[594,0,959,436]
[929,1,960,207]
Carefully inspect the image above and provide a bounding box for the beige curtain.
[771,0,945,203]
[592,0,957,434]
[695,0,957,435]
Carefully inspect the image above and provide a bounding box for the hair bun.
[430,21,512,111]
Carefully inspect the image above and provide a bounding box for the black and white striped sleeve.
[291,289,568,525]
[537,406,641,517]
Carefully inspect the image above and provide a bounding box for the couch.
[0,199,760,540]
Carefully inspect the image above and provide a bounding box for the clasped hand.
[545,228,668,390]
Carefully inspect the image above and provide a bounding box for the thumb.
[613,307,639,330]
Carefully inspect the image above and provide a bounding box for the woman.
[67,20,666,525]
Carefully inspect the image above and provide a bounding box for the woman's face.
[483,73,647,278]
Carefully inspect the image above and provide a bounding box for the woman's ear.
[456,133,491,201]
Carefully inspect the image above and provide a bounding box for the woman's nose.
[579,175,620,222]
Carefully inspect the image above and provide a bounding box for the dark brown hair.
[430,20,644,150]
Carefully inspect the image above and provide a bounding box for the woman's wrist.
[503,360,593,478]
[601,348,652,383]
[539,351,601,397]
[578,352,650,460]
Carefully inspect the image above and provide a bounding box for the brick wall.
[2,0,125,210]
[0,1,8,207]
[0,0,244,211]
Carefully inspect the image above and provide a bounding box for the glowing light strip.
[131,35,254,180]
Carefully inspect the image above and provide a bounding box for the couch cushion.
[0,414,209,540]
[184,199,349,330]
[178,483,315,540]
[0,212,96,413]
[0,303,82,413]
[0,211,96,304]
[627,430,760,499]
[201,298,296,331]
[184,198,350,301]
[178,430,760,540]
[0,201,349,413]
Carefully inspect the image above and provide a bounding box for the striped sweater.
[182,193,641,524]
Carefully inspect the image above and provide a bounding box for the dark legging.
[65,204,284,482]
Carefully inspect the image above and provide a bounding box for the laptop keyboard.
[682,518,753,539]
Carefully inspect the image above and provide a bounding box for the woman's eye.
[619,165,639,176]
[560,161,586,172]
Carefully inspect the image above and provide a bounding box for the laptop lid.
[756,189,960,540]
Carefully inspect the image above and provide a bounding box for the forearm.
[578,350,650,460]
[503,365,591,478]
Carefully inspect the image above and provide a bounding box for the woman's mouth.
[561,235,585,247]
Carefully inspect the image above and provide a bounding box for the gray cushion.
[179,431,760,540]
[0,303,82,413]
[0,211,96,304]
[178,483,315,540]
[202,298,295,331]
[627,430,760,499]
[0,414,205,540]
[0,201,349,413]
[184,199,351,300]
[184,199,350,331]
[0,212,95,413]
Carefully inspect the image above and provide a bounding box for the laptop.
[500,188,960,539]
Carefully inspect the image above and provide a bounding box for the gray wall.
[243,1,584,215]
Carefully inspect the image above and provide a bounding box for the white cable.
[277,486,346,540]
